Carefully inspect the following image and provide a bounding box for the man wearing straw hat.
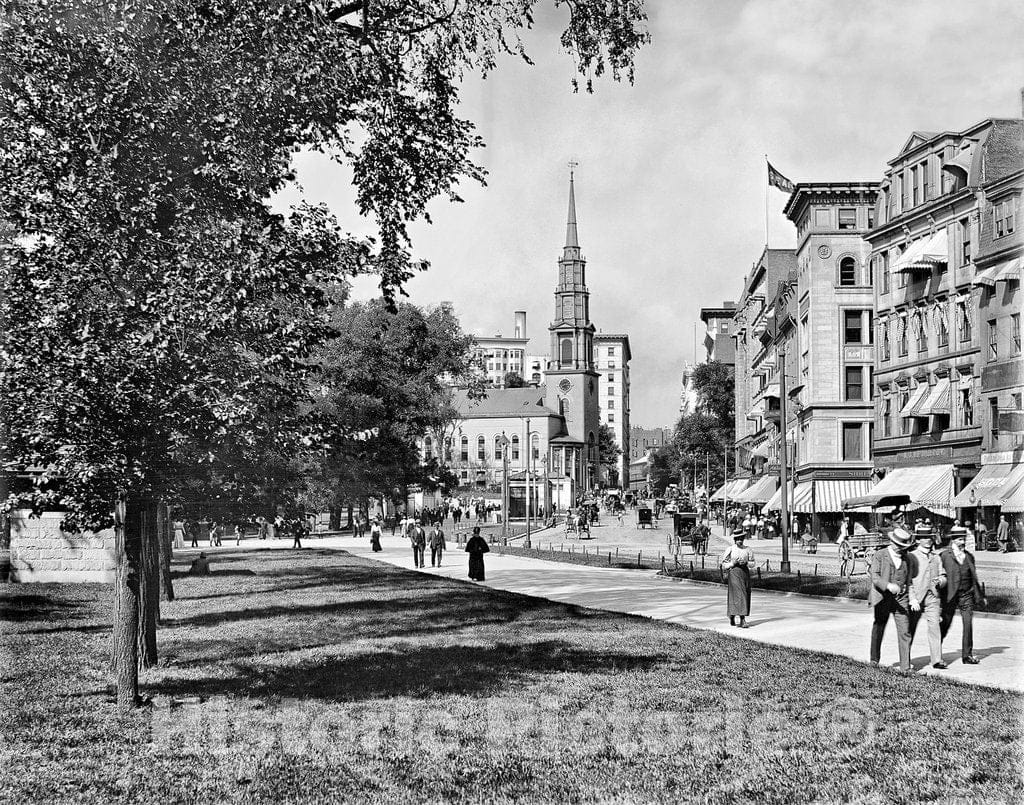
[868,527,918,673]
[908,521,947,669]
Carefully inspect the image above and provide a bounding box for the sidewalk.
[347,534,1024,694]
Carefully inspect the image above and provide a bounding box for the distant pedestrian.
[291,519,304,549]
[429,524,446,567]
[234,523,243,546]
[465,526,490,581]
[868,527,917,673]
[257,516,271,541]
[909,523,947,669]
[370,518,383,552]
[409,520,427,568]
[719,529,754,628]
[940,526,986,665]
[188,520,199,549]
[839,517,850,547]
[996,515,1009,553]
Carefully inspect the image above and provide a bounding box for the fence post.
[637,552,642,569]
[757,567,761,581]
[661,556,666,572]
[608,552,611,566]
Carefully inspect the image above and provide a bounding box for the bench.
[838,532,888,577]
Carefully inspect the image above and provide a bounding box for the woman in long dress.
[720,529,755,627]
[465,526,490,581]
[369,518,383,552]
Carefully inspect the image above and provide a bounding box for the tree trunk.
[112,495,140,709]
[157,501,174,603]
[137,501,159,669]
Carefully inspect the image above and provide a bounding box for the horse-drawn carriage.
[838,493,910,576]
[636,507,655,529]
[672,511,707,555]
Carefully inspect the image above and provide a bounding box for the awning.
[762,383,781,399]
[952,463,1024,508]
[892,231,948,274]
[749,441,771,459]
[710,478,751,502]
[943,144,974,175]
[974,257,1022,287]
[917,377,951,417]
[998,473,1024,512]
[899,383,930,417]
[843,465,954,516]
[732,475,778,504]
[814,479,874,513]
[762,482,812,513]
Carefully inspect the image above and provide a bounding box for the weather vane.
[568,159,578,177]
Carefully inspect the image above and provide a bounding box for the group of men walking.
[869,522,986,673]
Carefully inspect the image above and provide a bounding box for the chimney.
[514,310,526,339]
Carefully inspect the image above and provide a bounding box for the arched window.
[531,433,540,460]
[460,436,469,462]
[424,436,433,458]
[560,337,573,366]
[494,435,503,460]
[477,435,486,460]
[511,435,520,461]
[839,257,857,287]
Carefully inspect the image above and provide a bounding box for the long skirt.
[726,565,751,616]
[468,552,486,581]
[370,534,382,552]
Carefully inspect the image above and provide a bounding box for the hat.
[731,529,747,540]
[948,525,969,539]
[889,528,915,549]
[913,522,934,536]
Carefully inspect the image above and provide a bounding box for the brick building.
[594,333,631,487]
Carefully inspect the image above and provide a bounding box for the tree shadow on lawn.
[0,591,87,623]
[149,640,669,702]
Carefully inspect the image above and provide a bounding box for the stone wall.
[9,510,116,583]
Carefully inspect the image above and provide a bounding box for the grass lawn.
[2,548,1023,804]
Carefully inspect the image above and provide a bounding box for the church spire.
[564,162,579,252]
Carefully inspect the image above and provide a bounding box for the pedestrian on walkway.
[868,527,917,673]
[719,529,754,628]
[370,518,383,552]
[996,515,1009,552]
[409,519,427,568]
[187,520,199,549]
[291,519,304,549]
[908,523,947,669]
[465,525,490,581]
[234,523,243,546]
[428,523,446,567]
[940,526,986,665]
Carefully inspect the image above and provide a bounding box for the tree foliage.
[597,422,621,480]
[503,371,525,388]
[0,0,649,527]
[647,447,676,496]
[690,361,735,438]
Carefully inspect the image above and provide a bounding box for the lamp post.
[779,341,791,574]
[524,416,531,548]
[501,432,510,544]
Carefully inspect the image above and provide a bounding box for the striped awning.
[899,383,930,417]
[762,482,812,513]
[710,478,751,502]
[918,377,951,417]
[892,231,948,274]
[813,479,874,513]
[973,256,1021,287]
[998,472,1024,512]
[843,465,954,517]
[952,463,1024,508]
[732,475,778,504]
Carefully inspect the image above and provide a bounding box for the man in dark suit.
[868,527,919,673]
[940,525,986,665]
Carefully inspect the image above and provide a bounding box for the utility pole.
[501,432,509,544]
[723,445,729,539]
[779,342,791,574]
[525,416,531,548]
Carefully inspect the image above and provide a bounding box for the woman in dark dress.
[719,529,755,627]
[465,526,490,581]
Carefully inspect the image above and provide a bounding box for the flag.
[767,160,795,193]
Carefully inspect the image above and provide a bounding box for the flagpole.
[764,154,769,248]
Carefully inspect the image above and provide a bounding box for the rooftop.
[452,387,559,418]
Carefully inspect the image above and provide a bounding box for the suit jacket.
[940,549,983,605]
[910,548,945,606]
[868,548,918,607]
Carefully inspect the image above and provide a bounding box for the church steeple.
[549,165,595,373]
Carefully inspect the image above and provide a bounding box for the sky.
[277,0,1024,429]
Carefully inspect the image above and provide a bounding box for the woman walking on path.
[369,518,383,552]
[465,526,490,581]
[720,529,755,628]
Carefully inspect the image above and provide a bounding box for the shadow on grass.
[0,592,85,623]
[150,640,669,702]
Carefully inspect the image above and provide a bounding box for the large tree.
[597,423,622,487]
[691,360,735,438]
[0,0,648,708]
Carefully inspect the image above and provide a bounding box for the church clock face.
[558,379,572,393]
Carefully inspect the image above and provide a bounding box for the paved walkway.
[342,534,1024,694]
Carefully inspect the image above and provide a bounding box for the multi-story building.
[866,117,1024,520]
[730,248,797,512]
[471,311,529,387]
[700,302,737,367]
[768,181,881,540]
[951,122,1024,539]
[594,333,631,487]
[629,426,673,461]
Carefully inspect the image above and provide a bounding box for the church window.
[460,436,469,461]
[477,436,486,460]
[560,338,573,366]
[531,434,540,460]
[494,435,502,460]
[511,435,520,461]
[839,257,857,286]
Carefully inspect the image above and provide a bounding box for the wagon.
[637,507,655,529]
[839,493,910,576]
